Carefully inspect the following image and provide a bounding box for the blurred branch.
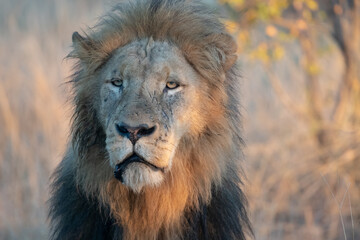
[330,0,360,125]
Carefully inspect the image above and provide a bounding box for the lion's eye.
[166,81,179,90]
[111,78,123,87]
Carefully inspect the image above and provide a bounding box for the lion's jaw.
[98,39,204,193]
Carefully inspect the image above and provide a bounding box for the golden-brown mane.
[70,0,237,83]
[49,0,252,239]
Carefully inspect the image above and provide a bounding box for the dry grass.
[0,0,106,238]
[0,0,359,239]
[241,39,360,239]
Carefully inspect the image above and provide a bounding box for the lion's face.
[97,39,205,192]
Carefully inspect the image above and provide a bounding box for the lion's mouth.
[114,154,165,182]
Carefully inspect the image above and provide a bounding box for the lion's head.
[98,38,215,192]
[64,0,249,238]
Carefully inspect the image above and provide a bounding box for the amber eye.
[166,81,179,90]
[111,78,123,87]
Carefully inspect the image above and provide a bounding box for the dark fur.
[49,157,121,240]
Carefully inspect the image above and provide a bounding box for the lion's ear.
[72,32,92,52]
[71,31,107,70]
[208,33,238,72]
[187,33,238,80]
[221,34,238,71]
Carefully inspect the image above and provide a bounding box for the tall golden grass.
[0,0,358,239]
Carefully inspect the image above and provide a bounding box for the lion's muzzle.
[114,153,165,182]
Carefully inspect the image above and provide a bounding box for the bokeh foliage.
[221,0,360,134]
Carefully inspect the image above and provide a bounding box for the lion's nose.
[115,123,156,145]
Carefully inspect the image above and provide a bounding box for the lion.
[49,0,252,239]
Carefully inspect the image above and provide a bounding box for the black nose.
[115,123,156,144]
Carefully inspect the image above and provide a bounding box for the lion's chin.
[120,163,165,193]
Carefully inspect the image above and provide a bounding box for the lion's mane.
[49,0,252,239]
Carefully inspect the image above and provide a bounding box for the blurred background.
[0,0,359,239]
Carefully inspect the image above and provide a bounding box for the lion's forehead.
[103,39,192,84]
